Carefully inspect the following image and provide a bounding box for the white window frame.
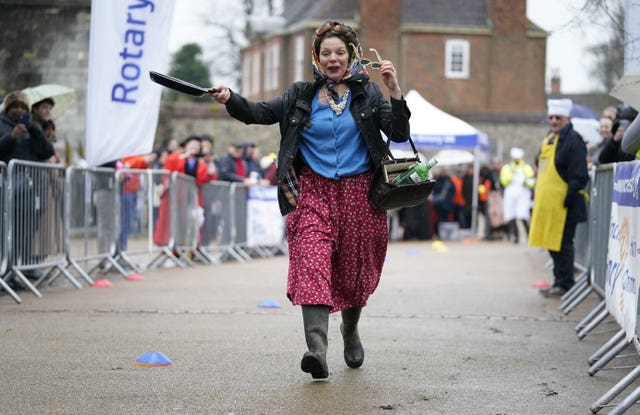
[445,39,470,79]
[251,50,261,96]
[293,35,305,82]
[263,47,272,91]
[242,53,251,95]
[265,43,280,91]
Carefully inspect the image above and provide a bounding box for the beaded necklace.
[324,86,350,115]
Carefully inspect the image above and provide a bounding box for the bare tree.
[201,0,277,90]
[583,0,625,91]
[200,2,246,90]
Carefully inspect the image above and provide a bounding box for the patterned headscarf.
[311,20,369,100]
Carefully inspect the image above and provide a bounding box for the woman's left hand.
[378,61,402,100]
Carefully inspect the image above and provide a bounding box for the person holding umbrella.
[32,98,63,164]
[31,97,55,130]
[23,84,75,164]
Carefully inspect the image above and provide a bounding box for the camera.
[619,119,630,131]
[18,113,32,127]
[611,104,638,135]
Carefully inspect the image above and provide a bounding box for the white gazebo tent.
[391,90,490,235]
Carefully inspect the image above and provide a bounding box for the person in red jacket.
[118,153,156,252]
[153,135,217,246]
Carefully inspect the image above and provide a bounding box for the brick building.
[242,0,547,124]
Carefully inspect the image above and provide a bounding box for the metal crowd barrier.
[168,172,211,266]
[589,165,615,297]
[572,165,616,338]
[145,169,198,269]
[0,162,21,303]
[199,182,287,262]
[3,160,81,299]
[64,166,127,282]
[0,162,287,304]
[0,162,6,276]
[199,181,247,262]
[560,206,591,314]
[198,180,225,263]
[560,168,613,316]
[113,168,184,271]
[232,183,253,260]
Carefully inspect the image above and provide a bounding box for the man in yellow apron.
[529,99,589,297]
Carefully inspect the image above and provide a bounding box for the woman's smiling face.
[318,36,349,82]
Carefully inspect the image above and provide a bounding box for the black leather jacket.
[224,79,411,215]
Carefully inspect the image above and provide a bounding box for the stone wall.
[0,1,91,156]
[162,102,282,156]
[475,121,546,164]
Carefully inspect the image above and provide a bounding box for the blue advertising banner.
[606,162,640,342]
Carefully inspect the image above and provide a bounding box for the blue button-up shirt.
[299,91,371,179]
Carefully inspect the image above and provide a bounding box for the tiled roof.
[282,0,487,28]
[280,0,545,32]
[401,0,489,27]
[282,0,358,26]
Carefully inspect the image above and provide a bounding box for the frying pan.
[149,71,220,96]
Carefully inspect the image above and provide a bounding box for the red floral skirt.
[286,168,388,313]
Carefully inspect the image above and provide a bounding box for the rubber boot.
[341,307,364,368]
[301,305,330,379]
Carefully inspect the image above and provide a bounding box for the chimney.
[550,69,561,94]
[488,0,526,35]
[359,0,402,64]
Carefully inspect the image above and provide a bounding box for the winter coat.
[550,123,590,224]
[597,137,635,164]
[216,152,249,182]
[223,79,411,215]
[0,111,54,163]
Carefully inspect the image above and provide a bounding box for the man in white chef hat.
[529,98,589,297]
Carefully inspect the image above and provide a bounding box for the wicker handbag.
[368,136,436,211]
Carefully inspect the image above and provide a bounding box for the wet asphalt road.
[0,240,635,414]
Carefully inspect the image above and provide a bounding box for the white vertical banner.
[625,0,640,73]
[246,186,284,247]
[606,162,640,342]
[86,0,175,166]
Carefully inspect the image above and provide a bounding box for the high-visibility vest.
[451,175,465,206]
[500,161,535,189]
[478,177,491,202]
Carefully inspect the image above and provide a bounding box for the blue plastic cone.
[134,351,172,366]
[258,299,282,308]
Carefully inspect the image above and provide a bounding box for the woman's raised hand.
[209,85,230,104]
